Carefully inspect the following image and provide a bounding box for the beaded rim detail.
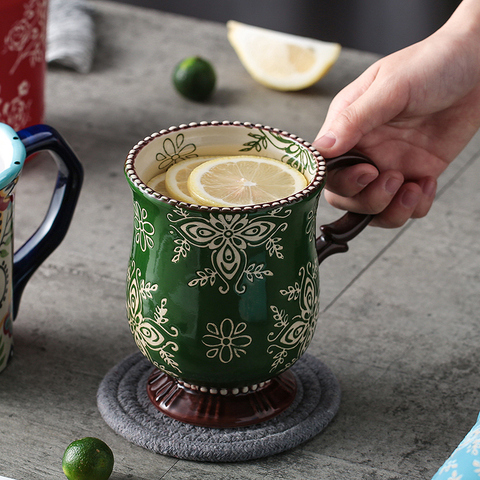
[177,378,272,396]
[124,120,327,213]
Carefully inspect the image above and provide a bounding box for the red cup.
[0,0,48,131]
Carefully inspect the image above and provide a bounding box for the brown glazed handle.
[316,151,378,264]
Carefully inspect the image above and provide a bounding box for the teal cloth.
[432,413,480,479]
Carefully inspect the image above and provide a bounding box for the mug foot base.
[146,369,297,428]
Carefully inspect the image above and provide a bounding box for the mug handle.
[12,124,84,318]
[316,151,377,264]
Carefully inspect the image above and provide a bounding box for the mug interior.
[128,122,326,208]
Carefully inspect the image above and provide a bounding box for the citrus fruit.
[164,156,217,203]
[172,56,216,101]
[187,155,308,207]
[146,172,167,195]
[227,20,341,91]
[62,437,114,480]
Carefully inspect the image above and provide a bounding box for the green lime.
[173,56,216,101]
[62,437,114,480]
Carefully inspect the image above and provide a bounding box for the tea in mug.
[147,155,308,207]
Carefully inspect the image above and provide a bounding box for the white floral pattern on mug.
[126,261,182,376]
[168,206,291,294]
[267,261,319,374]
[2,0,47,75]
[202,318,252,364]
[133,201,155,252]
[0,82,32,131]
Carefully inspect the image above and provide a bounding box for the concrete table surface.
[2,1,480,478]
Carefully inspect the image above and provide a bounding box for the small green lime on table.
[173,56,216,101]
[62,437,114,480]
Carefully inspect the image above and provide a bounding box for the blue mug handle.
[12,124,84,318]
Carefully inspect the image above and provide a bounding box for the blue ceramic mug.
[0,123,83,372]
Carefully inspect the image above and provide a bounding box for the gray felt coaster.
[97,352,341,462]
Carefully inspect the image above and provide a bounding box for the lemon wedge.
[227,20,341,91]
[187,155,307,207]
[165,156,218,203]
[146,172,168,195]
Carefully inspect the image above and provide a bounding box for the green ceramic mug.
[124,121,372,426]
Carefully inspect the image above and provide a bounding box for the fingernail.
[357,172,378,187]
[314,132,336,149]
[401,189,420,208]
[422,178,436,197]
[385,177,403,195]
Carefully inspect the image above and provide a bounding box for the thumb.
[313,74,405,157]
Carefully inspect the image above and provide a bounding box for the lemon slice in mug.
[227,20,341,91]
[187,155,308,207]
[165,156,218,203]
[146,172,168,196]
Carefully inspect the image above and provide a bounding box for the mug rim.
[0,123,25,189]
[125,121,327,212]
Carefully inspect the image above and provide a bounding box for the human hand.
[313,2,480,228]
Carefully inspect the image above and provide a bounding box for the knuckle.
[371,215,408,229]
